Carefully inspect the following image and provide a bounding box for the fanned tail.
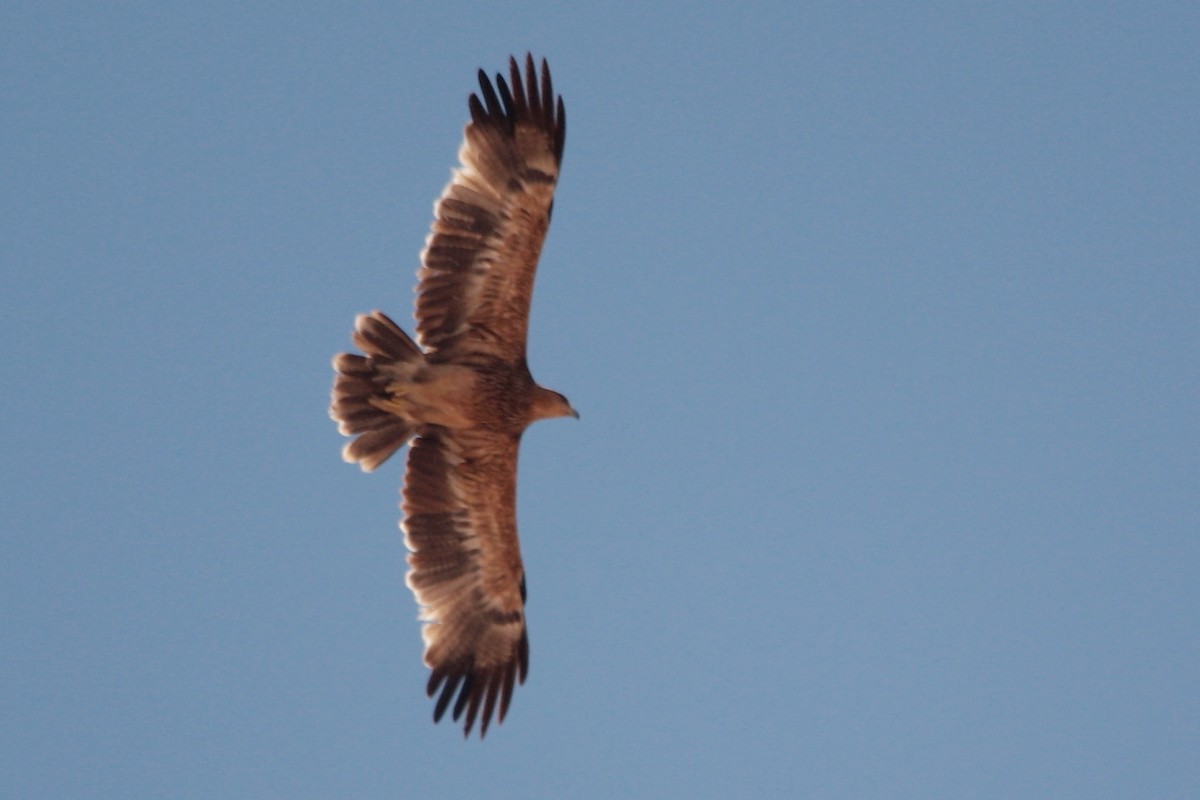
[330,311,424,471]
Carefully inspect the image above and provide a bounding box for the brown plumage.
[329,54,575,738]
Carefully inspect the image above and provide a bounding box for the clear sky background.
[3,3,1197,798]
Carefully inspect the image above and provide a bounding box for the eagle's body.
[329,55,574,737]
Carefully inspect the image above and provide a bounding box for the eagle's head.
[530,385,578,423]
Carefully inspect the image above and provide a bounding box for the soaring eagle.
[330,55,575,737]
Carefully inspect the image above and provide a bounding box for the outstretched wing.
[402,427,529,737]
[415,53,565,365]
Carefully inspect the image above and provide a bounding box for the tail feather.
[330,311,424,472]
[343,422,415,472]
[352,311,423,360]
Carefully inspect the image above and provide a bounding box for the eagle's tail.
[330,311,425,472]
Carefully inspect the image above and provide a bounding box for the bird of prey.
[329,54,575,738]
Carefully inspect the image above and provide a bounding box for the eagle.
[329,54,575,738]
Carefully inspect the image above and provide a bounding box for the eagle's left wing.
[402,427,529,737]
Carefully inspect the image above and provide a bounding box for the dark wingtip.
[424,634,529,738]
[467,54,565,164]
[467,93,486,126]
[476,67,503,119]
[428,668,462,723]
[555,95,566,163]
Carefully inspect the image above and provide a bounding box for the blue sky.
[3,3,1197,798]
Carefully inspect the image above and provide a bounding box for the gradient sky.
[3,3,1198,798]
